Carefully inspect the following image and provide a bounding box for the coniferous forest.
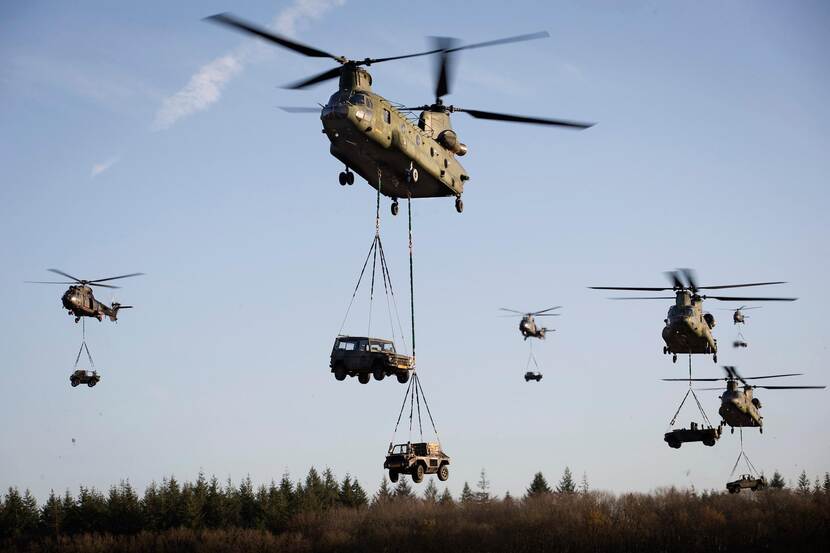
[2,468,829,552]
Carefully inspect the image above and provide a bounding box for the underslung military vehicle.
[590,268,796,363]
[384,441,450,483]
[330,336,413,384]
[726,474,767,494]
[27,269,143,323]
[524,371,543,382]
[664,422,722,448]
[206,13,593,215]
[70,369,100,388]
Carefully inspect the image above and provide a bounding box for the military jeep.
[664,422,721,448]
[384,441,450,483]
[70,369,100,388]
[330,336,414,384]
[726,474,767,494]
[524,371,543,382]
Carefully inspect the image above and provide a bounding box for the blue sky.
[1,0,829,500]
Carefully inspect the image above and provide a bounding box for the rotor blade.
[589,286,672,291]
[48,268,82,282]
[664,271,684,290]
[608,296,676,300]
[741,373,803,380]
[704,295,797,302]
[205,13,342,61]
[284,66,342,90]
[742,307,763,310]
[498,308,526,314]
[694,387,725,391]
[755,385,826,390]
[455,108,594,129]
[663,378,725,382]
[444,31,551,54]
[88,273,144,283]
[431,36,460,100]
[89,283,120,289]
[534,313,561,317]
[365,47,446,65]
[697,281,787,290]
[279,106,322,113]
[25,281,76,285]
[679,268,698,292]
[532,306,562,315]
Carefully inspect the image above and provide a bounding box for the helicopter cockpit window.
[350,94,367,105]
[326,92,344,107]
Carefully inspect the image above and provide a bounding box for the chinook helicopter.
[26,269,143,323]
[590,269,796,363]
[499,306,561,340]
[664,366,825,433]
[206,13,593,215]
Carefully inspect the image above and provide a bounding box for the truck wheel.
[669,441,681,449]
[396,372,410,384]
[437,464,449,482]
[372,365,385,381]
[71,380,78,387]
[87,381,96,387]
[412,464,425,483]
[333,364,347,381]
[704,439,715,447]
[358,373,370,384]
[389,470,399,483]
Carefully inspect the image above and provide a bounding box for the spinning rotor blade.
[697,281,786,290]
[205,13,342,60]
[740,373,803,380]
[663,377,725,382]
[48,268,82,283]
[664,271,684,290]
[454,108,594,129]
[284,66,343,90]
[531,306,562,315]
[608,296,676,300]
[89,273,144,283]
[703,295,797,302]
[88,283,120,289]
[678,268,698,292]
[25,281,76,285]
[499,308,526,314]
[279,106,323,113]
[754,385,826,390]
[590,286,673,291]
[534,313,561,317]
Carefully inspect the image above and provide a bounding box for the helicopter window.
[444,158,449,168]
[383,109,391,124]
[415,135,421,146]
[327,92,344,107]
[430,147,434,157]
[351,94,367,105]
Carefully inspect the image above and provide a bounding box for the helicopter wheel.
[731,427,734,434]
[455,197,463,213]
[338,172,348,186]
[672,354,677,363]
[759,427,763,434]
[74,317,80,323]
[391,200,399,216]
[346,170,354,185]
[713,354,718,363]
[663,346,668,354]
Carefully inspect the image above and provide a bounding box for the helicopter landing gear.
[338,170,354,186]
[406,164,419,183]
[455,196,463,213]
[391,198,399,216]
[663,346,668,354]
[759,427,763,434]
[713,353,718,363]
[74,316,80,323]
[731,426,734,434]
[672,353,677,363]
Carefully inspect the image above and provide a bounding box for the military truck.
[524,371,543,382]
[726,474,767,493]
[384,441,450,483]
[664,422,721,448]
[70,369,100,388]
[330,335,414,384]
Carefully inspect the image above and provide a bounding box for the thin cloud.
[91,156,120,178]
[152,0,344,131]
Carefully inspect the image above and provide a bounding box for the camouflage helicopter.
[26,269,143,323]
[206,13,593,216]
[719,305,761,325]
[499,306,561,340]
[664,366,825,433]
[590,269,796,363]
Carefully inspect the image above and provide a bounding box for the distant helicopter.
[590,269,796,363]
[499,306,561,340]
[206,13,593,215]
[27,269,143,323]
[664,366,825,433]
[720,305,761,325]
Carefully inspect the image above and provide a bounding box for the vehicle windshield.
[336,339,358,351]
[391,444,409,454]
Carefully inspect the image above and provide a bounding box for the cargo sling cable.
[337,169,409,355]
[390,372,441,445]
[74,318,95,371]
[669,355,714,428]
[525,340,540,374]
[729,428,760,478]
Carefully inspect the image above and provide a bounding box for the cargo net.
[668,355,714,429]
[390,372,441,446]
[337,169,410,356]
[730,428,760,478]
[74,318,95,370]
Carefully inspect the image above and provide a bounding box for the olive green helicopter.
[499,306,561,340]
[664,366,825,433]
[205,13,594,215]
[26,269,143,323]
[590,269,796,363]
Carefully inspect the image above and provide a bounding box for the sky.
[1,0,829,501]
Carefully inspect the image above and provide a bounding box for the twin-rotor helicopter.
[499,306,561,340]
[206,13,594,216]
[27,269,143,323]
[591,269,797,363]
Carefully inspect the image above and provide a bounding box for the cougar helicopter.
[205,13,594,216]
[26,269,143,323]
[499,306,561,340]
[590,269,796,363]
[720,305,760,325]
[664,366,825,433]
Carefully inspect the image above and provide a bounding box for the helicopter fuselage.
[718,381,763,428]
[519,315,547,340]
[662,291,717,358]
[320,69,469,201]
[61,286,124,322]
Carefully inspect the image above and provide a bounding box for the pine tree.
[439,487,454,505]
[278,472,295,517]
[769,470,786,489]
[1,487,39,538]
[423,479,438,503]
[394,477,415,500]
[503,491,514,506]
[238,475,261,528]
[797,470,810,494]
[460,482,475,503]
[823,473,830,493]
[338,474,355,507]
[203,476,223,529]
[40,489,63,538]
[476,469,491,502]
[526,472,551,497]
[107,480,142,534]
[373,476,393,505]
[579,472,590,494]
[186,471,207,529]
[350,479,368,508]
[814,477,822,494]
[557,467,576,494]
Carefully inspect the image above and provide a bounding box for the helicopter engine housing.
[703,313,716,329]
[437,130,468,156]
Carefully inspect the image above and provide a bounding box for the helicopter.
[26,269,143,323]
[664,366,825,433]
[205,13,594,216]
[499,306,561,340]
[590,269,796,363]
[720,305,761,325]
